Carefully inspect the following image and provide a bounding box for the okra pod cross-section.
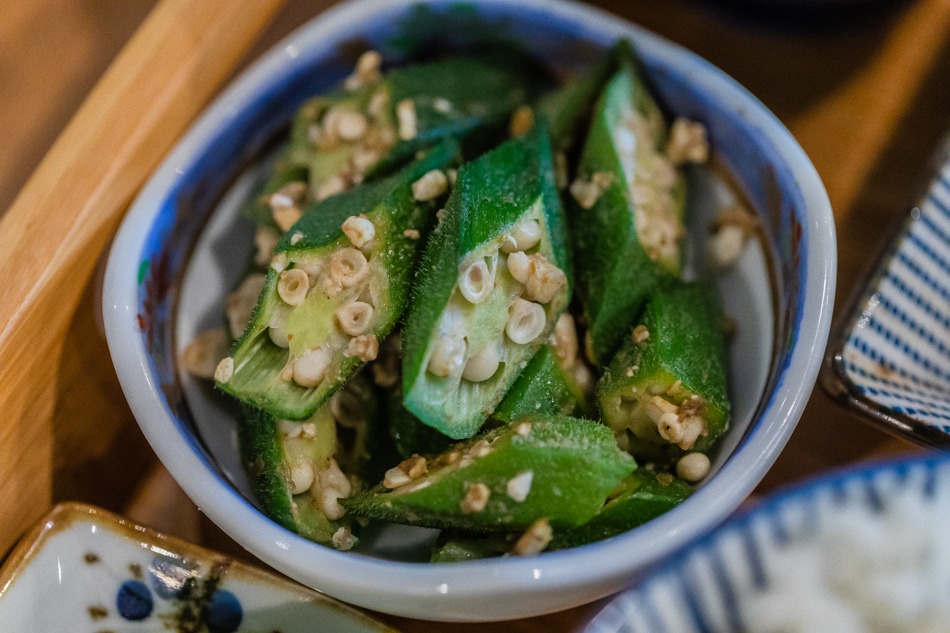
[598,282,731,462]
[217,141,459,420]
[401,124,572,439]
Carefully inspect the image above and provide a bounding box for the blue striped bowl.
[823,137,950,447]
[586,454,950,633]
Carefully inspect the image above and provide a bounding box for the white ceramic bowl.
[104,0,836,621]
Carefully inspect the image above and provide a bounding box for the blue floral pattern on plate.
[0,503,397,633]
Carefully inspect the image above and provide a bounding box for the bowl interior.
[109,0,825,620]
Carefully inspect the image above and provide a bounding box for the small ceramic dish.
[822,134,950,449]
[103,0,836,621]
[0,503,396,633]
[585,454,950,633]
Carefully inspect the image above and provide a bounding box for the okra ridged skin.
[570,57,686,365]
[341,415,636,532]
[402,124,572,439]
[218,141,459,420]
[598,282,731,460]
[493,345,590,422]
[550,470,693,549]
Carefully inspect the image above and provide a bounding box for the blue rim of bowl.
[585,451,948,633]
[103,0,836,619]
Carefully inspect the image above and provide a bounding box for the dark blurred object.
[697,0,906,30]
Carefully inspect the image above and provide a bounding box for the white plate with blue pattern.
[823,135,950,448]
[585,454,950,633]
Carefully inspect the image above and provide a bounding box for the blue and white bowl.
[103,0,836,621]
[586,454,950,633]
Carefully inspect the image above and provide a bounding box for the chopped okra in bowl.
[103,0,835,622]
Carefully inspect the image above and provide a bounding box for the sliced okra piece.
[538,40,632,156]
[598,282,730,461]
[386,385,456,460]
[550,470,693,549]
[492,316,595,423]
[341,415,636,532]
[285,56,531,203]
[217,141,459,420]
[569,55,687,365]
[402,124,572,439]
[430,532,514,563]
[238,373,382,550]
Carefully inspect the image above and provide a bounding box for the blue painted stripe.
[858,383,950,417]
[865,316,950,382]
[640,590,669,633]
[680,572,713,633]
[919,201,950,247]
[924,193,950,227]
[891,404,950,423]
[882,270,950,330]
[863,476,884,513]
[905,232,950,282]
[924,463,939,498]
[847,336,950,395]
[844,359,950,401]
[741,530,768,590]
[708,545,745,633]
[893,251,950,305]
[875,293,950,361]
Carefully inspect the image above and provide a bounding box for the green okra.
[492,344,592,423]
[551,470,693,549]
[217,141,459,420]
[240,161,309,230]
[386,385,456,460]
[341,415,636,532]
[598,282,730,461]
[570,55,687,365]
[430,532,514,563]
[238,373,383,548]
[402,124,572,439]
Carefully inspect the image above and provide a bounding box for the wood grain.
[0,0,285,558]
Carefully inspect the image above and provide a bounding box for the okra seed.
[506,470,534,502]
[458,260,493,304]
[300,261,323,288]
[427,334,467,378]
[320,488,346,520]
[332,527,355,551]
[679,415,707,450]
[280,361,294,381]
[513,422,532,437]
[396,99,417,140]
[351,145,382,174]
[269,323,291,348]
[330,390,364,428]
[509,105,534,137]
[506,298,546,344]
[384,467,412,489]
[676,453,711,482]
[633,325,650,344]
[278,419,302,439]
[470,440,492,458]
[254,226,281,267]
[513,519,552,556]
[710,224,746,268]
[433,97,453,113]
[321,459,352,497]
[270,252,288,273]
[344,50,382,90]
[575,363,594,396]
[214,357,234,383]
[335,301,374,336]
[403,455,427,479]
[341,215,375,248]
[182,328,229,379]
[506,251,530,284]
[272,204,303,233]
[552,313,578,368]
[462,346,500,382]
[290,231,304,246]
[278,268,310,306]
[667,118,709,165]
[300,422,316,439]
[315,174,347,202]
[289,461,315,495]
[335,110,368,141]
[460,482,491,513]
[292,348,330,387]
[403,229,420,240]
[631,183,654,206]
[500,219,541,253]
[345,334,379,362]
[412,169,448,201]
[524,254,566,304]
[329,248,369,287]
[657,412,685,443]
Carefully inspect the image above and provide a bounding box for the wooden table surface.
[3,0,949,630]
